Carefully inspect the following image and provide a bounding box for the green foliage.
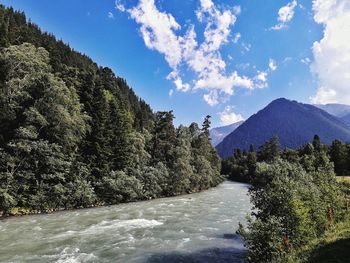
[150,111,176,166]
[235,136,348,263]
[329,140,350,176]
[0,5,223,215]
[280,213,350,263]
[97,171,142,203]
[201,115,211,137]
[258,136,281,162]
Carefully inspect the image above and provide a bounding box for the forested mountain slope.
[342,113,350,125]
[0,5,222,216]
[216,98,350,158]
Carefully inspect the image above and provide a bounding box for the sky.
[1,0,349,127]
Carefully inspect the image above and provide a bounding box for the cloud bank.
[311,0,350,104]
[117,0,271,106]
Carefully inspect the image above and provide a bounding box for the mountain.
[342,113,350,125]
[210,121,244,146]
[315,103,350,118]
[315,103,350,126]
[216,98,350,158]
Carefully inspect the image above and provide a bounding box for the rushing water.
[0,181,251,263]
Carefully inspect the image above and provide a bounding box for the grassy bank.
[281,178,350,263]
[283,213,350,263]
[337,176,350,183]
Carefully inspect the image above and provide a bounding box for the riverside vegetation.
[222,136,350,262]
[0,5,222,217]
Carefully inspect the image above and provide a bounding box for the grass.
[282,214,350,263]
[282,179,350,263]
[306,214,350,263]
[337,176,350,183]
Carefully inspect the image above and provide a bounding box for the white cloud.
[278,0,298,22]
[241,42,251,53]
[204,91,219,106]
[310,0,350,104]
[197,0,237,52]
[237,63,250,70]
[117,0,270,106]
[219,106,245,125]
[270,24,287,31]
[173,76,191,92]
[169,89,174,97]
[232,6,242,15]
[108,12,115,19]
[301,57,311,65]
[283,57,293,64]
[269,58,277,71]
[128,0,182,69]
[256,71,267,82]
[254,71,268,89]
[115,0,126,12]
[271,0,298,30]
[232,32,241,43]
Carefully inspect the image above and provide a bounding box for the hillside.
[0,5,222,216]
[342,113,350,125]
[210,121,243,146]
[216,98,350,158]
[0,6,155,131]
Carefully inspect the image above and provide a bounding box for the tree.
[0,43,89,212]
[150,111,176,166]
[240,155,346,262]
[98,171,142,203]
[171,126,193,194]
[258,136,281,162]
[330,139,348,176]
[201,115,211,137]
[313,134,322,152]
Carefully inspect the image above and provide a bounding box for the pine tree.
[201,115,211,137]
[150,111,176,166]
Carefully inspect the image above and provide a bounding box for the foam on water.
[55,247,97,263]
[53,219,163,240]
[0,181,251,263]
[85,218,163,232]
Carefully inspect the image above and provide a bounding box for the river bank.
[0,181,227,219]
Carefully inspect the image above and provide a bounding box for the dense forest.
[224,136,350,262]
[0,5,222,216]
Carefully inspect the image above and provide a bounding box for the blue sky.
[1,0,349,127]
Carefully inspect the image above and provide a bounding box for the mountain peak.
[271,97,290,103]
[216,99,350,158]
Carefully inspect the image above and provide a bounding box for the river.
[0,181,251,263]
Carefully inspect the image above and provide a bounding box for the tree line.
[222,136,350,183]
[0,5,222,216]
[223,135,350,262]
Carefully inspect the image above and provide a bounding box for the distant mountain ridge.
[216,98,350,158]
[210,121,244,146]
[315,103,350,118]
[315,103,350,125]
